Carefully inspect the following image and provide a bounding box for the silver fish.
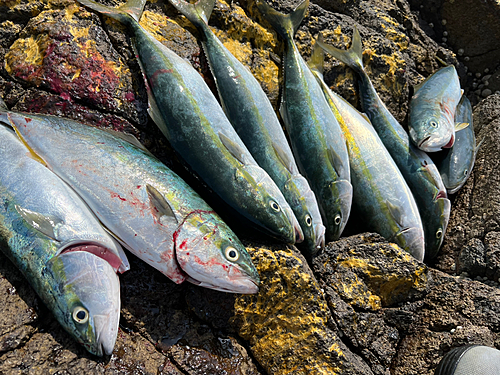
[0,122,124,356]
[75,0,302,245]
[0,106,260,294]
[167,0,326,254]
[408,65,464,152]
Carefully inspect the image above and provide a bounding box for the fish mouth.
[284,206,304,244]
[315,223,326,250]
[441,134,455,149]
[93,313,117,356]
[186,276,259,294]
[418,136,432,149]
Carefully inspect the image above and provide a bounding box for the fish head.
[284,175,326,255]
[174,210,260,294]
[238,164,303,244]
[393,226,425,262]
[324,179,353,241]
[44,248,120,356]
[425,194,451,261]
[410,116,455,152]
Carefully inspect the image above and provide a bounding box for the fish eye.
[464,169,468,176]
[305,214,312,226]
[430,120,438,128]
[334,214,341,225]
[225,246,239,262]
[269,200,281,212]
[436,229,443,239]
[72,306,89,324]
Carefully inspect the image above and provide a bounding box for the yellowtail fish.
[0,104,260,294]
[315,30,449,261]
[0,120,126,356]
[167,0,326,255]
[75,0,302,244]
[408,65,465,152]
[307,43,425,261]
[256,0,352,242]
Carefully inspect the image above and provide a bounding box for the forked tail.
[256,0,309,41]
[317,26,365,73]
[76,0,146,24]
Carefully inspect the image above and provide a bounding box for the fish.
[307,54,425,261]
[167,0,325,255]
[408,65,464,152]
[434,95,478,194]
[0,104,260,294]
[315,29,449,261]
[0,122,124,356]
[256,0,352,242]
[75,0,301,245]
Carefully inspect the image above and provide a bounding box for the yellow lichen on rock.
[5,34,50,84]
[233,246,346,375]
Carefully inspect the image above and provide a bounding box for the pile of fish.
[0,0,478,357]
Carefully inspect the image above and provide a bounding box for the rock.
[435,93,500,283]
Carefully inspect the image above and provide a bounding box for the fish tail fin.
[317,26,364,73]
[256,0,309,40]
[169,0,215,28]
[308,33,325,77]
[76,0,146,23]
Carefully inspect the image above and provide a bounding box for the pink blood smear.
[62,244,122,272]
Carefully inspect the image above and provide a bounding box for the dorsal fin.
[219,132,247,165]
[146,184,178,226]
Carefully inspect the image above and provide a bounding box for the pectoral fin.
[15,205,62,241]
[11,123,47,167]
[146,184,178,226]
[219,132,248,165]
[386,200,404,228]
[273,142,295,174]
[327,146,345,178]
[455,122,470,131]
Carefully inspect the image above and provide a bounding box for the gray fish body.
[310,68,425,261]
[2,109,259,294]
[168,0,325,254]
[257,0,352,242]
[0,124,122,356]
[315,30,449,260]
[75,0,298,244]
[437,95,476,194]
[408,66,462,152]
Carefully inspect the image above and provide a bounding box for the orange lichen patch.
[233,246,346,375]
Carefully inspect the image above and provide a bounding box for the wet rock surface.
[1,0,500,374]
